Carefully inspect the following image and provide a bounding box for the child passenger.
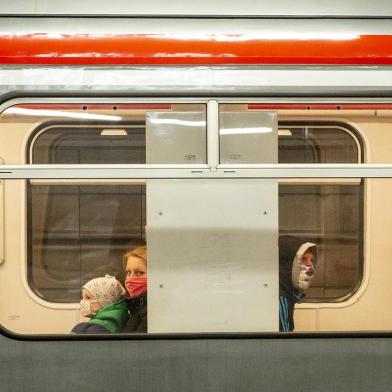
[71,274,129,334]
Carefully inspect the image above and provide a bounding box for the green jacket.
[89,299,129,333]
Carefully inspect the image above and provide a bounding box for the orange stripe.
[0,34,391,65]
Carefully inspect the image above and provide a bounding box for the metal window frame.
[1,163,392,179]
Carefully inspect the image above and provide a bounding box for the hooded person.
[279,235,318,332]
[71,274,129,334]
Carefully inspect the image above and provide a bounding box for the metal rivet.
[263,211,267,215]
[263,283,268,288]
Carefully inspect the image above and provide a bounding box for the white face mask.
[80,299,100,318]
[291,242,317,291]
[296,264,315,290]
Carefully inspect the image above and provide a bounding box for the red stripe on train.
[0,34,391,65]
[13,104,172,110]
[248,104,392,110]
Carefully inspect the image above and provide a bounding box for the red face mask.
[125,276,147,298]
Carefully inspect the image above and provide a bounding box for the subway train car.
[1,14,392,391]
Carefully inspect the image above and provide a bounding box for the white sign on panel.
[146,112,206,164]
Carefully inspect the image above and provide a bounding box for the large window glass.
[0,101,376,335]
[29,183,145,302]
[278,124,363,301]
[29,119,363,303]
[23,103,206,303]
[2,176,385,335]
[219,105,363,302]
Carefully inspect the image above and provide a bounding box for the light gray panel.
[5,0,391,16]
[0,18,392,34]
[146,112,206,164]
[220,111,278,164]
[147,179,279,333]
[0,0,34,13]
[1,68,392,97]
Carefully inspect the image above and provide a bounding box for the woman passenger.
[123,245,147,332]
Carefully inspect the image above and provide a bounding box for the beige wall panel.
[293,116,392,331]
[0,121,79,333]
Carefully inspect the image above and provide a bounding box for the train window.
[5,177,284,334]
[278,125,363,302]
[1,176,382,335]
[1,101,377,335]
[219,106,363,302]
[28,183,146,302]
[15,103,206,303]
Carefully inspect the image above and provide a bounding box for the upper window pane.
[278,125,359,164]
[32,126,146,164]
[1,103,207,164]
[219,105,359,164]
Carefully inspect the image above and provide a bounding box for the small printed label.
[8,315,20,321]
[229,153,242,160]
[184,153,197,161]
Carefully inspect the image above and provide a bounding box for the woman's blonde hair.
[123,245,147,266]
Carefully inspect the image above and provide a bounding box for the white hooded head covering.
[83,274,126,308]
[291,242,317,291]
